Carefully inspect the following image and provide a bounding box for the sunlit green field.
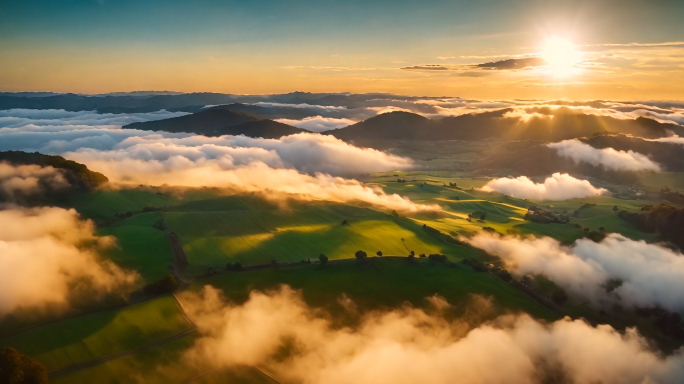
[164,199,469,271]
[0,295,193,373]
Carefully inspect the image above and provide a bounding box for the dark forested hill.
[124,107,306,138]
[0,151,108,190]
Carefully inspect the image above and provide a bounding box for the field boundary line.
[48,328,197,377]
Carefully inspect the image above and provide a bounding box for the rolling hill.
[329,108,684,142]
[124,107,306,138]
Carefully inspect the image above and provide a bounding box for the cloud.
[586,41,684,48]
[0,162,69,201]
[650,135,684,145]
[400,65,450,71]
[59,134,433,213]
[177,285,684,384]
[0,108,187,129]
[0,110,434,213]
[0,206,138,316]
[474,57,545,70]
[481,173,607,201]
[465,233,684,313]
[548,139,662,172]
[274,116,356,132]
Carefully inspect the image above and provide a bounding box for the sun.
[540,36,582,79]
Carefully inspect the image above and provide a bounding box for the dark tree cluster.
[635,307,684,338]
[355,250,368,260]
[461,258,487,272]
[143,274,179,295]
[0,347,48,384]
[396,179,407,183]
[524,206,568,224]
[659,186,684,204]
[318,254,328,264]
[427,254,447,263]
[225,262,243,271]
[618,204,684,249]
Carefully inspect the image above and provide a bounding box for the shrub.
[497,269,513,282]
[143,274,179,295]
[226,262,243,271]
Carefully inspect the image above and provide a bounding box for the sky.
[1,0,683,99]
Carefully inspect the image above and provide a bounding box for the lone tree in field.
[319,254,328,264]
[613,205,619,212]
[0,347,48,384]
[355,250,368,260]
[409,250,415,257]
[376,251,382,257]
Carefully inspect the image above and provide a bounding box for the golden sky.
[1,0,683,99]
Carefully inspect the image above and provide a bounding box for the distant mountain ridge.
[328,109,684,142]
[124,107,306,138]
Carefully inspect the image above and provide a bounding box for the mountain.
[0,151,108,189]
[0,92,237,112]
[124,107,306,138]
[330,111,434,141]
[328,108,684,142]
[209,103,318,120]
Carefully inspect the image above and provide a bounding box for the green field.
[196,257,559,321]
[164,198,471,272]
[0,295,194,373]
[50,332,275,384]
[97,212,175,282]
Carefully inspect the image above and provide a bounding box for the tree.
[613,205,618,212]
[409,250,415,257]
[0,347,48,384]
[319,254,328,264]
[355,250,367,260]
[226,262,243,271]
[497,269,513,282]
[552,289,568,305]
[376,251,382,257]
[480,212,487,220]
[143,274,179,295]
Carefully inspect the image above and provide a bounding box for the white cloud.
[481,173,607,201]
[547,139,662,172]
[464,232,684,312]
[177,285,684,384]
[0,162,69,201]
[0,206,138,316]
[274,116,356,132]
[650,135,684,145]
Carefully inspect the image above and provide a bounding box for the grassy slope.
[98,212,174,282]
[50,333,275,384]
[164,198,471,271]
[0,295,193,372]
[196,257,559,321]
[372,175,657,243]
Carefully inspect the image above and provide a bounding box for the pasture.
[0,295,193,373]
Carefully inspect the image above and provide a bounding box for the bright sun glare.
[541,36,582,79]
